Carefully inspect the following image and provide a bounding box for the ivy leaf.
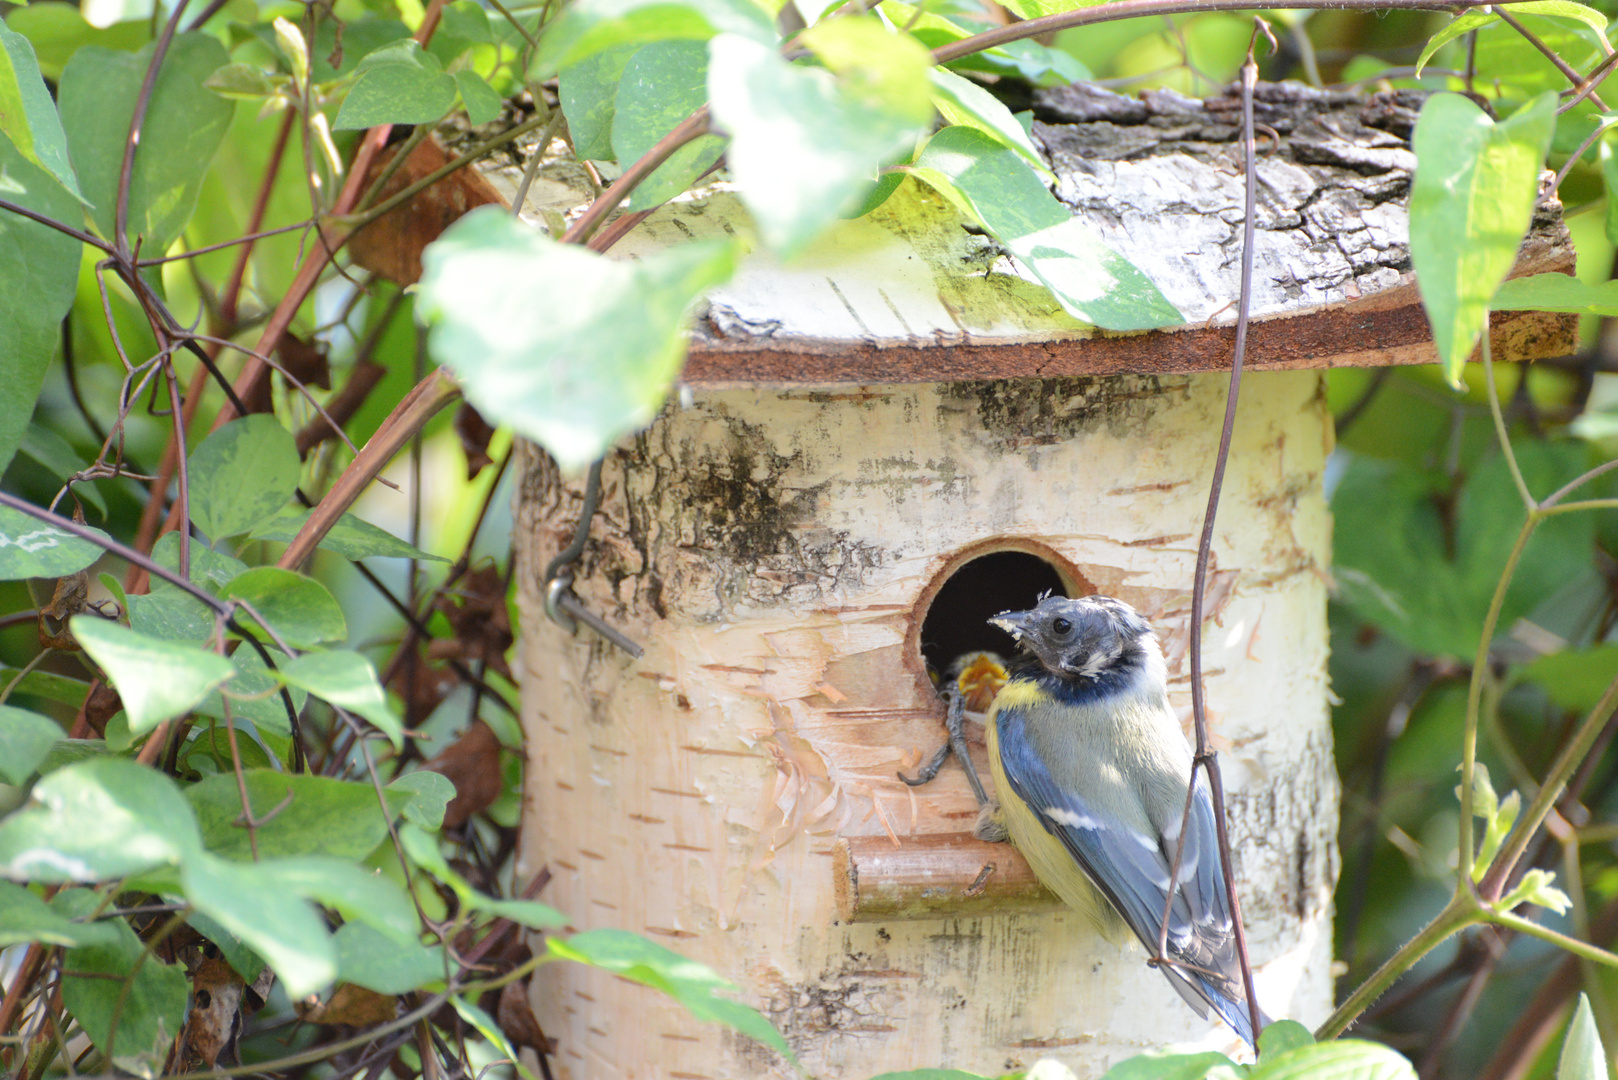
[1245,1040,1415,1080]
[1409,91,1557,387]
[612,40,724,210]
[0,757,201,882]
[0,882,120,947]
[181,852,338,997]
[334,40,457,129]
[195,645,305,735]
[559,44,636,160]
[454,70,503,126]
[265,855,420,941]
[278,649,405,749]
[0,705,63,784]
[1492,272,1618,314]
[220,566,348,648]
[389,770,456,830]
[336,921,446,993]
[1558,994,1609,1080]
[910,125,1181,330]
[71,615,235,735]
[0,21,82,198]
[187,770,410,861]
[708,26,933,254]
[928,66,1050,180]
[56,890,190,1076]
[58,33,232,250]
[534,0,774,76]
[0,502,110,581]
[250,508,449,563]
[549,928,795,1063]
[1416,1,1606,77]
[417,207,737,471]
[186,415,301,541]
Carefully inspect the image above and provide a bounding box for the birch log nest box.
[485,82,1575,1078]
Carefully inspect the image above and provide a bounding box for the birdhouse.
[493,83,1574,1078]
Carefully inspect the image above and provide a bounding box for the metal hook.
[542,459,645,659]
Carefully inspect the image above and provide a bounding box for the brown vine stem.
[930,0,1532,64]
[274,369,461,571]
[560,106,711,245]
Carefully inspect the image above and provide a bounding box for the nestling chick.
[981,594,1268,1045]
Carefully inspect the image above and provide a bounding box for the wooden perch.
[834,833,1061,922]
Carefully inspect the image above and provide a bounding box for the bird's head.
[989,594,1156,683]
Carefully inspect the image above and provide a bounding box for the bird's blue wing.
[996,707,1260,1043]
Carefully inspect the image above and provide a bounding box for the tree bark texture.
[514,370,1337,1078]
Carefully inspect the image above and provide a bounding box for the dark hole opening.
[919,551,1069,681]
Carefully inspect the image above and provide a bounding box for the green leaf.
[928,66,1050,180]
[186,910,266,981]
[278,649,404,748]
[0,757,200,881]
[0,704,62,783]
[0,502,110,580]
[58,33,232,249]
[150,530,250,592]
[398,822,570,926]
[1559,994,1609,1080]
[0,19,83,197]
[389,769,456,830]
[126,587,213,642]
[1409,91,1557,387]
[196,645,305,736]
[1332,443,1593,660]
[0,663,91,707]
[0,132,83,479]
[220,566,347,648]
[70,615,235,735]
[181,851,337,997]
[57,890,190,1075]
[187,770,409,861]
[534,0,774,76]
[867,1072,991,1080]
[911,125,1181,330]
[186,415,301,541]
[612,40,725,210]
[336,921,446,993]
[451,995,528,1074]
[455,69,503,126]
[708,28,932,254]
[333,40,457,129]
[18,423,106,517]
[0,881,120,947]
[203,61,280,99]
[1493,272,1618,314]
[5,5,150,82]
[477,896,570,929]
[549,928,794,1062]
[249,508,448,563]
[1098,1051,1242,1080]
[1257,1019,1315,1058]
[1415,1,1606,77]
[266,855,420,941]
[1246,1040,1415,1080]
[1519,645,1618,713]
[418,207,737,471]
[1462,763,1519,879]
[559,44,636,160]
[1604,136,1618,248]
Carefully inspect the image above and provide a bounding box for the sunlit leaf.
[1409,91,1556,387]
[58,33,231,250]
[333,39,457,129]
[417,207,737,471]
[549,928,795,1062]
[928,66,1050,179]
[0,502,109,580]
[249,508,448,563]
[0,757,200,881]
[0,705,61,783]
[612,40,724,209]
[534,0,773,76]
[1415,1,1606,77]
[182,851,338,997]
[1246,1040,1415,1080]
[72,615,235,734]
[187,770,410,861]
[0,881,120,947]
[0,20,82,197]
[187,416,301,541]
[708,29,931,254]
[455,69,503,125]
[559,44,636,160]
[278,649,404,748]
[1492,272,1618,314]
[220,566,347,648]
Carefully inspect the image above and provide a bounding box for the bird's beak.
[989,609,1033,640]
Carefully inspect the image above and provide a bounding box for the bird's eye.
[1051,617,1072,635]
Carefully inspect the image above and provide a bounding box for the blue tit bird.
[978,593,1268,1046]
